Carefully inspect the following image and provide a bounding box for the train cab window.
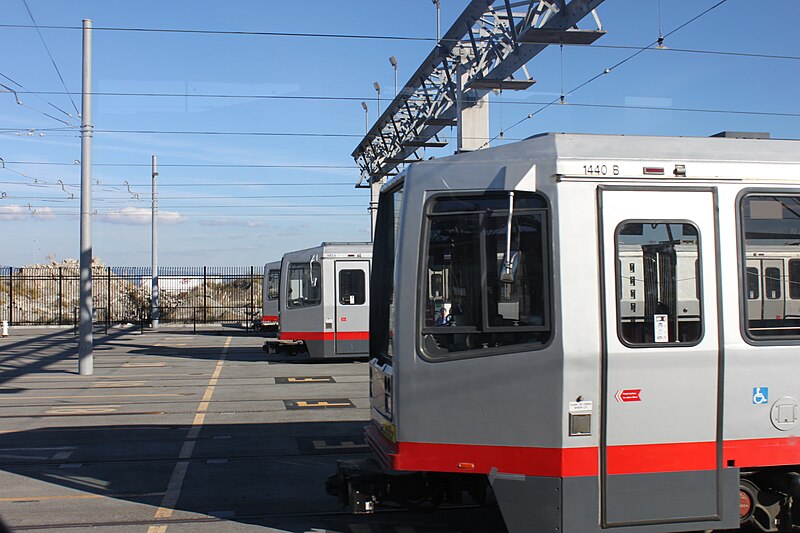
[267,269,280,300]
[616,222,702,345]
[740,194,800,340]
[420,192,551,359]
[286,262,321,308]
[339,269,365,305]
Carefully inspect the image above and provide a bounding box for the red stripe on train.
[724,436,800,468]
[279,331,369,341]
[606,441,716,475]
[366,425,598,477]
[261,315,278,322]
[368,428,800,477]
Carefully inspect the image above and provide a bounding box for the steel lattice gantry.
[353,0,606,186]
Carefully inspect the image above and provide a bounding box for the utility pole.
[78,19,93,375]
[151,155,159,329]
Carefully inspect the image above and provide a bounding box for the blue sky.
[1,0,798,266]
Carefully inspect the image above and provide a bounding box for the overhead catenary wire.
[1,161,358,169]
[3,21,798,64]
[5,194,363,200]
[20,0,80,117]
[0,23,444,43]
[0,180,354,187]
[13,203,367,209]
[3,211,368,217]
[0,72,76,122]
[480,0,734,147]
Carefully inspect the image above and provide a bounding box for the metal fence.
[0,266,263,327]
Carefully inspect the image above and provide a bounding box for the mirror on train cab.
[310,254,319,287]
[500,191,520,283]
[500,250,521,283]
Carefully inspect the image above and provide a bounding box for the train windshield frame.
[418,191,552,360]
[370,180,403,363]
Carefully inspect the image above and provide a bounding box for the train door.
[334,260,370,355]
[599,187,723,527]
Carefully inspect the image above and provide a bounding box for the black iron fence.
[0,266,262,327]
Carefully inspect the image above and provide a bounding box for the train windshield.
[286,262,321,308]
[420,192,551,358]
[267,269,280,300]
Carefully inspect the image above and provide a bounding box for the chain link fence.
[0,266,262,327]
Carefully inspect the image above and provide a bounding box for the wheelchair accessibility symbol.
[753,387,769,405]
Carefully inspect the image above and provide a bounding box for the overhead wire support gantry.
[353,0,606,187]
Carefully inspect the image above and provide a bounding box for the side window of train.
[339,269,366,305]
[740,194,800,340]
[616,222,703,346]
[286,262,321,308]
[419,191,552,359]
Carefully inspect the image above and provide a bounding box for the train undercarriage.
[326,458,491,514]
[327,460,800,532]
[739,469,800,532]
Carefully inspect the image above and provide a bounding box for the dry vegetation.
[0,259,262,324]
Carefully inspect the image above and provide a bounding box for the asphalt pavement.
[0,326,506,533]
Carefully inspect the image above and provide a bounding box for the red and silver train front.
[329,133,800,532]
[267,243,371,359]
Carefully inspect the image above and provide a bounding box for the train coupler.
[325,458,385,513]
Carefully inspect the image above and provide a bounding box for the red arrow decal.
[615,389,642,403]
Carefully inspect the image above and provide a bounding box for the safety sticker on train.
[615,389,642,403]
[569,401,593,413]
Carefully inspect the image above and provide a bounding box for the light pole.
[373,81,381,115]
[389,56,398,97]
[151,155,159,329]
[78,19,93,376]
[360,101,368,134]
[432,0,441,44]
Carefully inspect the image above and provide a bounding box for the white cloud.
[199,217,268,228]
[97,207,187,225]
[0,204,56,220]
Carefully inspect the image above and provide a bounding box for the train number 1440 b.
[583,164,620,176]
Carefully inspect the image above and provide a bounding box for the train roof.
[427,132,800,164]
[390,132,800,188]
[282,242,372,260]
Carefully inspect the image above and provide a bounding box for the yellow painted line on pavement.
[92,381,147,388]
[0,491,165,502]
[149,337,231,531]
[17,373,206,379]
[0,394,181,401]
[46,405,120,415]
